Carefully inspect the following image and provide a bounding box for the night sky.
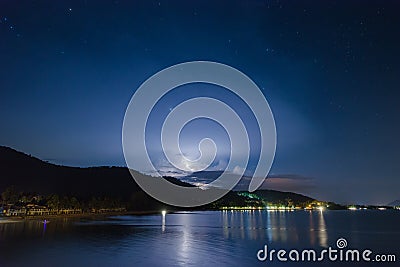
[1,1,399,205]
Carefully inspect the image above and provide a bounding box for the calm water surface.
[0,210,399,266]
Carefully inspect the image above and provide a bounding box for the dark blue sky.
[1,1,399,204]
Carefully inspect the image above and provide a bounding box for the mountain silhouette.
[0,146,317,208]
[0,146,141,198]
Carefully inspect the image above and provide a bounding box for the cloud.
[232,174,317,195]
[259,174,317,193]
[232,165,245,175]
[212,159,227,171]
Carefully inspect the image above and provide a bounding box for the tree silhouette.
[1,186,18,205]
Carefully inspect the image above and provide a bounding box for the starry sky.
[1,1,399,205]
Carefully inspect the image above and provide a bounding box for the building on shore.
[2,204,84,217]
[4,206,27,216]
[26,204,52,216]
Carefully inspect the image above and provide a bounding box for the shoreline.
[0,210,164,221]
[1,208,397,222]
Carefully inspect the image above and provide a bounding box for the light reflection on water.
[0,211,399,267]
[221,210,328,246]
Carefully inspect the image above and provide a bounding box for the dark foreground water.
[0,210,399,266]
